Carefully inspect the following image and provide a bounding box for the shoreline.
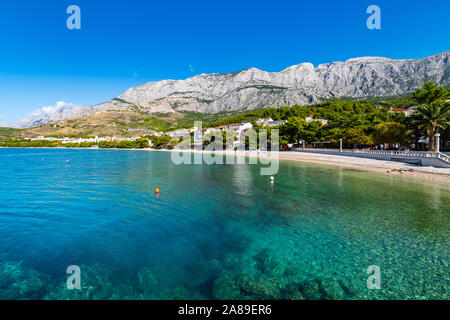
[274,151,450,183]
[3,147,450,183]
[154,148,450,183]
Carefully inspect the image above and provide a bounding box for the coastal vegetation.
[98,138,150,149]
[407,82,450,150]
[147,135,171,149]
[0,138,150,149]
[373,122,409,146]
[0,127,21,140]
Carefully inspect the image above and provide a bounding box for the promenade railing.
[293,148,450,164]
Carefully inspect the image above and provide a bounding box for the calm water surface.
[0,148,448,299]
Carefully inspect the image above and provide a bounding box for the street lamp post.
[435,133,440,153]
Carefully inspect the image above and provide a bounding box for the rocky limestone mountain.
[12,51,450,128]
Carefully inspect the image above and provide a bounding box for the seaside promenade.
[292,148,450,168]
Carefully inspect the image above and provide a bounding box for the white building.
[167,129,190,137]
[232,123,253,145]
[255,118,273,126]
[305,116,328,126]
[267,120,286,127]
[60,136,142,144]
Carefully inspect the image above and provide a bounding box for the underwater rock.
[337,279,359,298]
[253,248,280,276]
[159,286,205,300]
[196,275,216,299]
[294,278,357,300]
[238,275,283,300]
[208,259,223,277]
[136,268,160,293]
[45,264,114,300]
[0,254,362,300]
[126,267,163,299]
[282,264,300,277]
[109,283,140,300]
[221,253,243,272]
[297,280,322,300]
[183,258,223,289]
[131,267,206,300]
[213,273,241,300]
[0,260,49,300]
[317,279,346,300]
[280,283,305,300]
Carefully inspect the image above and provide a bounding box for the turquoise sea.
[0,148,448,300]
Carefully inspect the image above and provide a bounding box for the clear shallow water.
[0,148,448,300]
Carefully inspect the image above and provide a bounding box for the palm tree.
[412,102,450,151]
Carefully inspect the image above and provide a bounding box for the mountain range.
[9,51,450,128]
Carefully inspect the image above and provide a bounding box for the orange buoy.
[155,188,160,194]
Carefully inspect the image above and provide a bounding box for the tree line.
[0,138,150,149]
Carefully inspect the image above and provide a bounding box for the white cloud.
[12,101,83,128]
[41,101,76,117]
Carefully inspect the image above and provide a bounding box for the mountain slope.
[12,51,450,128]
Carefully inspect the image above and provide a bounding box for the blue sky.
[0,0,449,123]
